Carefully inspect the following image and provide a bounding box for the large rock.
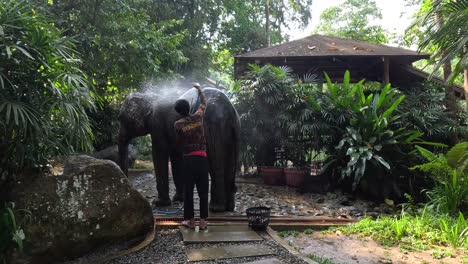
[9,155,153,263]
[92,144,137,168]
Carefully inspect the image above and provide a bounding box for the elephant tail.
[232,115,241,193]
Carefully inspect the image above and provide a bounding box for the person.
[174,83,208,230]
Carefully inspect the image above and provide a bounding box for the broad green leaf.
[377,83,391,109]
[14,46,34,60]
[343,70,350,90]
[346,147,356,155]
[446,142,468,169]
[374,154,390,170]
[415,145,438,161]
[404,130,423,143]
[382,95,405,118]
[308,97,321,111]
[6,46,12,58]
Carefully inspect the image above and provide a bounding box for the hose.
[152,203,184,215]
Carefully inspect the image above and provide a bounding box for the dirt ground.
[281,231,467,264]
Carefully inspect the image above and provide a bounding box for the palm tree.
[417,0,468,104]
[0,0,95,177]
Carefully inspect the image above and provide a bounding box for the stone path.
[180,225,282,263]
[179,226,263,243]
[186,244,274,262]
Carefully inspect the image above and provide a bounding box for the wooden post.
[383,56,390,84]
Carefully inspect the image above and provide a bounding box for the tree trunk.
[464,68,468,106]
[434,1,457,111]
[265,0,271,47]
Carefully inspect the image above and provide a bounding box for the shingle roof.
[236,35,429,59]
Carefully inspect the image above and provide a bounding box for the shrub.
[0,203,29,263]
[439,212,468,248]
[412,142,468,215]
[307,71,429,196]
[234,64,296,167]
[0,0,95,180]
[396,82,468,144]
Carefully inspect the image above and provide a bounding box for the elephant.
[118,86,240,212]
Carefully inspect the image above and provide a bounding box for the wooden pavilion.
[234,35,465,98]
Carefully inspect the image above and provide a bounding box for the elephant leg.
[224,140,238,212]
[206,126,227,212]
[118,127,130,176]
[170,151,184,202]
[152,138,171,206]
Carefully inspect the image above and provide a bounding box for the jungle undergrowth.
[327,207,468,253]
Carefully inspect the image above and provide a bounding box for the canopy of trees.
[314,0,389,44]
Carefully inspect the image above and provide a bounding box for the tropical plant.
[412,142,468,214]
[307,71,426,194]
[396,82,468,144]
[280,73,321,167]
[0,203,29,263]
[0,0,95,178]
[439,212,468,248]
[333,205,468,251]
[234,64,296,167]
[413,0,468,86]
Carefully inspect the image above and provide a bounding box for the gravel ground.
[63,229,308,264]
[130,170,396,219]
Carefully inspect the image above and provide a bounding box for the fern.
[412,142,468,214]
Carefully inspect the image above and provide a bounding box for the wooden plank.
[187,244,274,262]
[241,258,284,264]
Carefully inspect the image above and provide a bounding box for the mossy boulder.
[9,155,153,263]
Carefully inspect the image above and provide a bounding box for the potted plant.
[258,146,286,186]
[284,167,307,187]
[258,166,284,186]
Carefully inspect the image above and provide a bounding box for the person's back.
[174,96,206,155]
[174,83,209,230]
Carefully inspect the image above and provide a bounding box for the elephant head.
[118,92,155,175]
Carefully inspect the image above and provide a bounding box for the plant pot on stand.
[258,166,284,186]
[284,167,307,187]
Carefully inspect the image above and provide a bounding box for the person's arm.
[194,83,206,114]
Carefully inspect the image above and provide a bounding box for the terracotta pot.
[258,166,284,186]
[284,167,308,187]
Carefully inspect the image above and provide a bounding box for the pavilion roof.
[236,35,429,60]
